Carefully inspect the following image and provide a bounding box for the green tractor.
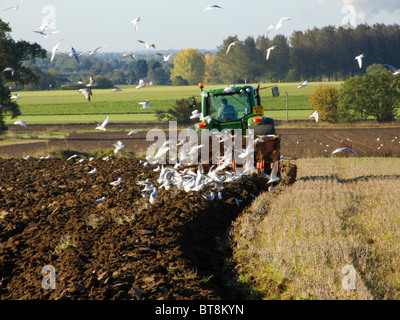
[193,83,297,185]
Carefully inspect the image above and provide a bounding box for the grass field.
[5,82,343,125]
[233,157,400,300]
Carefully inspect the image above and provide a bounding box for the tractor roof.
[201,85,255,96]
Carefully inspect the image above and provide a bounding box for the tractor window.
[207,93,252,122]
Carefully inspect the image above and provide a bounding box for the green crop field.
[5,82,343,125]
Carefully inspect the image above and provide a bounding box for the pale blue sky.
[1,0,400,53]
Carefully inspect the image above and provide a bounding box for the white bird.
[95,197,106,204]
[122,53,136,60]
[224,84,235,93]
[87,76,97,87]
[78,88,92,102]
[310,111,319,123]
[87,45,107,56]
[298,80,308,88]
[14,119,26,127]
[110,178,122,186]
[139,100,151,109]
[331,147,357,156]
[384,64,400,76]
[88,168,97,174]
[95,116,109,131]
[234,145,254,160]
[113,140,125,154]
[204,5,222,12]
[11,93,21,99]
[69,47,81,64]
[202,192,215,201]
[131,17,140,31]
[266,46,277,60]
[3,67,15,76]
[157,53,172,62]
[355,54,365,69]
[127,129,142,137]
[268,17,292,33]
[112,88,122,92]
[149,187,157,204]
[226,42,237,55]
[50,39,63,62]
[138,40,156,50]
[4,1,22,11]
[136,79,145,89]
[267,160,280,184]
[33,18,59,38]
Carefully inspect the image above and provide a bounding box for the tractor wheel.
[280,160,297,185]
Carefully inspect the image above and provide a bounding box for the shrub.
[309,85,339,122]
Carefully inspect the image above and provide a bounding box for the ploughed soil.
[0,124,399,300]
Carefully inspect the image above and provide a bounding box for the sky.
[1,0,400,54]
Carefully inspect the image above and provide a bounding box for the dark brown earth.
[0,124,399,301]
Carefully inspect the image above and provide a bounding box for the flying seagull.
[266,46,278,60]
[14,119,27,127]
[113,140,125,154]
[86,76,97,87]
[384,64,400,76]
[157,53,172,62]
[268,17,292,33]
[226,42,237,55]
[139,100,151,110]
[136,79,145,89]
[33,18,59,38]
[310,111,319,123]
[95,116,109,131]
[50,39,63,62]
[298,80,308,88]
[3,67,15,76]
[78,88,92,102]
[69,47,81,63]
[131,17,140,31]
[204,5,222,12]
[355,54,365,69]
[331,147,357,157]
[138,40,156,50]
[122,53,136,60]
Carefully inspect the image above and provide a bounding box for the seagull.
[33,18,59,38]
[268,17,292,33]
[95,197,106,204]
[110,178,122,186]
[266,46,277,60]
[3,67,15,76]
[136,79,145,89]
[202,192,215,201]
[234,145,255,160]
[138,40,156,50]
[112,87,122,92]
[224,84,235,93]
[78,88,92,102]
[14,119,27,127]
[355,54,365,69]
[88,45,107,56]
[331,147,357,156]
[310,111,319,123]
[69,47,81,63]
[4,0,23,11]
[204,5,222,12]
[113,140,125,154]
[127,129,142,137]
[139,100,151,109]
[11,93,21,99]
[298,80,308,88]
[95,116,109,131]
[157,53,172,62]
[122,53,136,60]
[86,76,97,87]
[88,168,97,175]
[50,39,63,63]
[131,17,140,31]
[384,64,400,76]
[149,187,157,204]
[267,160,280,184]
[226,42,237,55]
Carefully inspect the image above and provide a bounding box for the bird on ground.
[355,54,365,69]
[95,116,109,131]
[139,100,151,109]
[384,64,400,76]
[157,53,172,62]
[69,47,81,63]
[266,46,278,60]
[3,67,15,76]
[149,187,157,204]
[136,79,145,89]
[138,40,156,50]
[50,39,63,62]
[14,119,26,127]
[122,53,136,60]
[131,17,140,31]
[11,93,21,99]
[226,42,237,55]
[112,88,122,92]
[88,168,97,175]
[78,88,92,102]
[204,5,222,12]
[298,80,308,88]
[202,192,215,201]
[268,17,292,33]
[110,178,122,186]
[95,197,106,203]
[113,140,125,154]
[331,147,357,156]
[310,110,319,123]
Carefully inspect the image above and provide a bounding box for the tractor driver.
[218,98,237,121]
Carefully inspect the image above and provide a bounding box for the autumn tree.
[170,49,205,85]
[0,20,47,133]
[204,53,220,85]
[309,85,340,122]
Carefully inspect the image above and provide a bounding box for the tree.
[0,20,47,133]
[204,53,220,85]
[338,70,399,122]
[170,49,205,85]
[309,85,339,122]
[135,59,148,79]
